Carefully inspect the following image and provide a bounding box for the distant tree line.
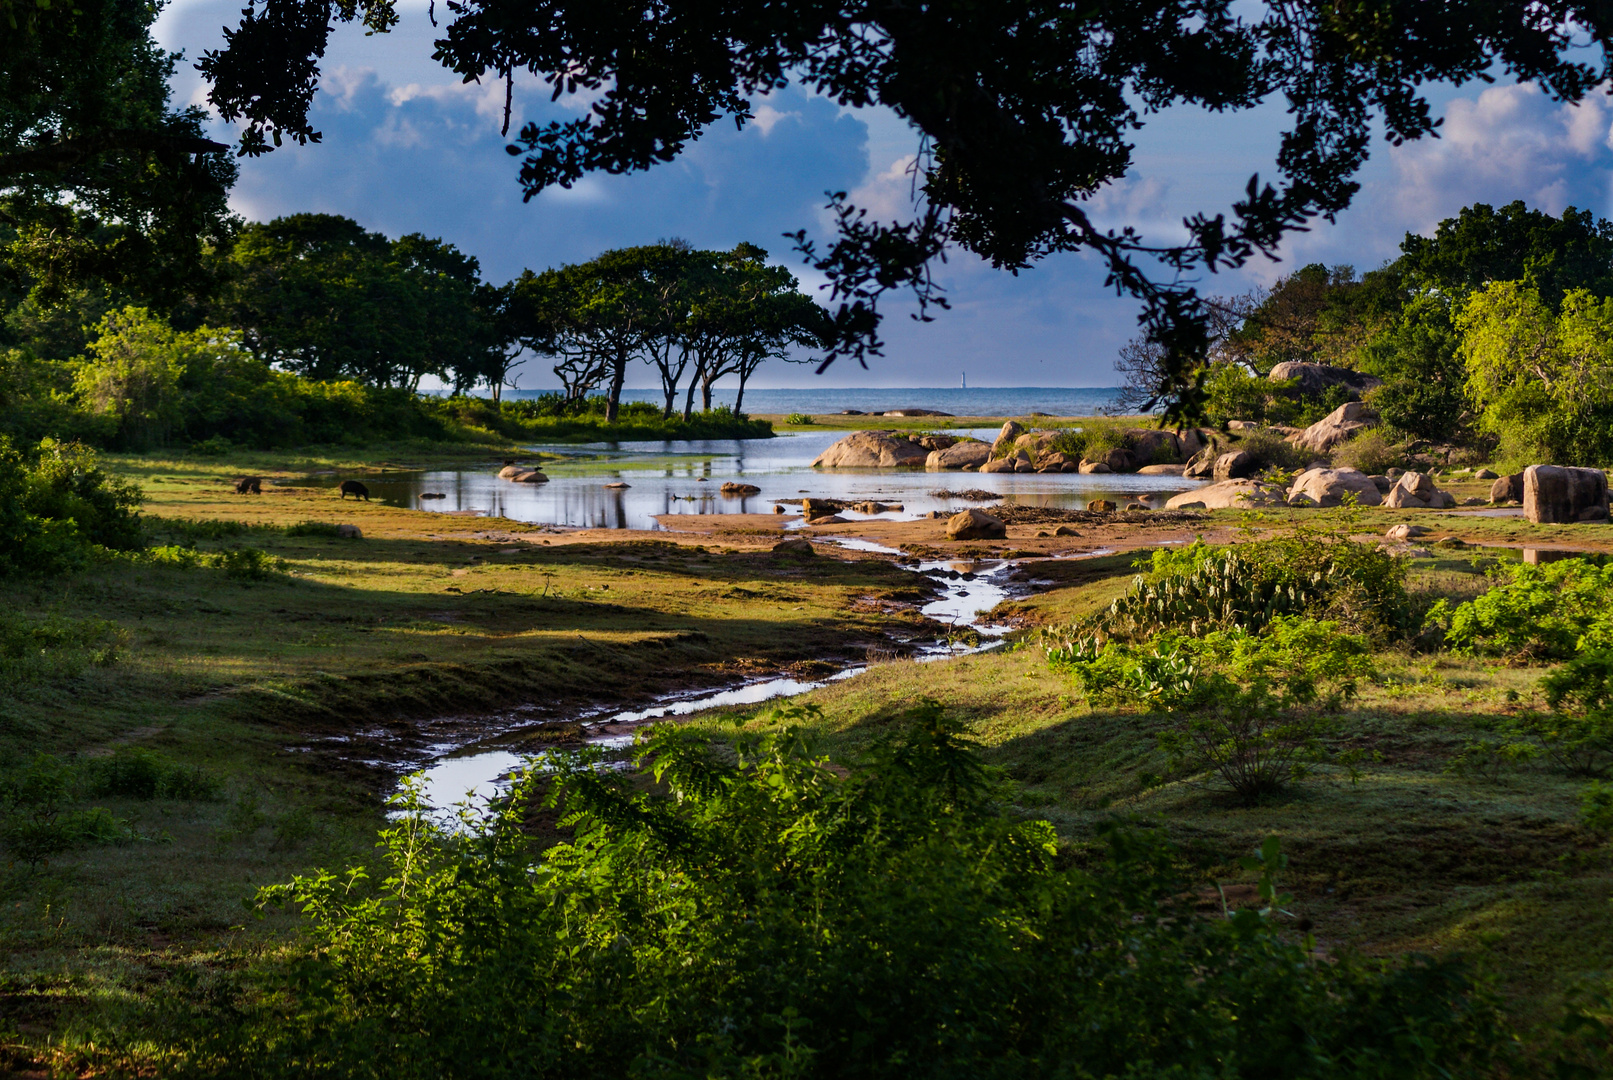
[1116,200,1613,467]
[0,209,823,450]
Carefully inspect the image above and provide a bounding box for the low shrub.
[1428,557,1613,661]
[0,436,144,576]
[285,520,344,538]
[82,749,223,802]
[1582,782,1613,834]
[1057,522,1415,643]
[1051,616,1374,802]
[785,412,816,425]
[203,711,1507,1078]
[147,517,270,543]
[1332,430,1406,475]
[0,611,122,688]
[145,545,286,580]
[1235,427,1316,472]
[0,754,139,866]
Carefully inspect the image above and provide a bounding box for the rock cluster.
[1267,361,1383,399]
[1382,471,1455,509]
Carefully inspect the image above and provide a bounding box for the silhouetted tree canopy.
[2,0,236,312]
[196,0,1613,421]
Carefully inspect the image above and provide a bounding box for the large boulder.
[1013,451,1036,473]
[1078,461,1111,475]
[926,441,992,470]
[772,538,815,556]
[1268,362,1383,399]
[1184,445,1218,479]
[1137,463,1187,476]
[1287,401,1378,455]
[1165,480,1284,510]
[720,482,761,495]
[1490,472,1525,504]
[1086,447,1137,473]
[510,470,549,483]
[1123,428,1182,464]
[979,458,1017,474]
[812,431,929,468]
[991,421,1025,457]
[946,508,1006,540]
[1286,467,1383,507]
[1381,471,1454,509]
[1524,465,1611,523]
[1213,450,1258,481]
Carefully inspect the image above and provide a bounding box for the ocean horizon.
[506,386,1128,417]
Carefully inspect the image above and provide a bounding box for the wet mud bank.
[371,540,1059,811]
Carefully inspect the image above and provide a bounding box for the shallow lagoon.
[292,428,1202,529]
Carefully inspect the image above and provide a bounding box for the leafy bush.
[1443,738,1539,782]
[208,711,1506,1078]
[1332,430,1406,475]
[785,412,815,425]
[1058,525,1415,643]
[1429,557,1613,661]
[1524,649,1613,776]
[0,436,144,575]
[1582,781,1613,834]
[1052,617,1374,802]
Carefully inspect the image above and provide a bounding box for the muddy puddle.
[406,538,1040,818]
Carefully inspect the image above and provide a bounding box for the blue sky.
[155,1,1613,389]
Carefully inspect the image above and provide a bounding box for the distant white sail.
[960,371,967,389]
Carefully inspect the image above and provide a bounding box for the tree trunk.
[702,376,714,413]
[733,373,747,416]
[682,377,698,422]
[606,348,627,424]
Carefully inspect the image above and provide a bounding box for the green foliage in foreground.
[1050,616,1374,802]
[1075,524,1415,643]
[193,709,1508,1079]
[1431,557,1613,662]
[0,436,144,576]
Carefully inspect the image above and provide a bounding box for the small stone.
[1054,525,1080,536]
[1475,468,1499,480]
[772,538,815,555]
[336,524,362,539]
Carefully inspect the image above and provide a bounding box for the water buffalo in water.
[339,480,370,501]
[234,477,262,495]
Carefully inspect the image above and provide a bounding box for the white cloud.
[751,104,801,136]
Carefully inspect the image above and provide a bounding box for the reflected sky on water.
[288,428,1202,529]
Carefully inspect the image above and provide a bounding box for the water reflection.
[286,428,1202,530]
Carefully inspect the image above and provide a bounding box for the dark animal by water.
[234,477,262,495]
[339,480,370,501]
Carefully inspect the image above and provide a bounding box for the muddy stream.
[407,538,1063,816]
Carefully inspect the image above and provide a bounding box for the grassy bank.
[679,547,1613,1041]
[0,454,929,1072]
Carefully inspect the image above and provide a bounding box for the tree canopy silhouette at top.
[198,0,1613,420]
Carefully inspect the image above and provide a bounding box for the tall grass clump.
[190,709,1507,1078]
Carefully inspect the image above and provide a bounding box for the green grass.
[682,554,1613,1037]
